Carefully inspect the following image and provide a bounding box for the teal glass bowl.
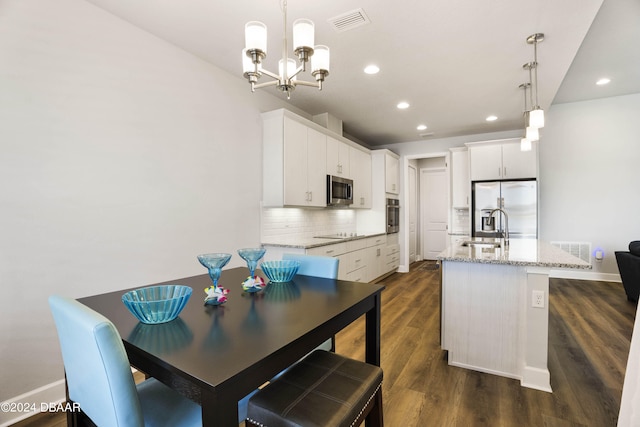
[260,260,300,283]
[122,285,192,324]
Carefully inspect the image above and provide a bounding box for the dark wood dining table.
[78,267,385,426]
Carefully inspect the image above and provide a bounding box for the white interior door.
[420,168,448,260]
[409,165,417,263]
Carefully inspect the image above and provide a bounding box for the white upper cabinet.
[501,142,537,179]
[469,140,537,181]
[326,136,350,178]
[385,152,400,194]
[263,112,327,208]
[262,109,372,209]
[450,148,470,208]
[350,147,372,209]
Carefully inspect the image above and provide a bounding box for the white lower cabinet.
[386,233,400,272]
[303,235,393,282]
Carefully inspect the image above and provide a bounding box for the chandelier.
[242,0,330,99]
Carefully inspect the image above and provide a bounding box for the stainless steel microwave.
[327,175,353,206]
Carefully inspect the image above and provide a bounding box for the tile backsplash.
[261,208,356,240]
[451,208,470,235]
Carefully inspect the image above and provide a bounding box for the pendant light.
[527,33,544,128]
[519,83,532,151]
[523,62,539,142]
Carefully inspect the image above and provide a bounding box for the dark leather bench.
[246,350,383,427]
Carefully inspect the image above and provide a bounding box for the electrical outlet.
[532,290,545,308]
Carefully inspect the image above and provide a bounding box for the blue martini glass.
[237,248,266,278]
[197,253,232,288]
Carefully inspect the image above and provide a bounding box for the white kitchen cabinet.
[366,235,387,281]
[326,136,350,178]
[263,109,376,209]
[350,148,372,209]
[501,142,537,179]
[263,111,327,207]
[385,233,400,273]
[303,235,391,282]
[385,152,400,194]
[468,140,537,181]
[450,148,470,208]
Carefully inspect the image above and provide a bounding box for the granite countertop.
[437,238,592,269]
[262,232,387,249]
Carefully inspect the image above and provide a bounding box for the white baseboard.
[0,368,140,426]
[550,269,621,282]
[0,380,65,427]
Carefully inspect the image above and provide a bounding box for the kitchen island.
[437,238,591,392]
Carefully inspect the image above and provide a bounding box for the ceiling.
[84,0,640,146]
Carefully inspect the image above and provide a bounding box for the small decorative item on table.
[122,285,192,324]
[238,248,267,292]
[197,253,232,306]
[242,274,266,293]
[260,260,300,283]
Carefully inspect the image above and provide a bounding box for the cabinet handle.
[498,167,501,177]
[504,167,507,177]
[326,250,334,254]
[376,248,381,256]
[309,191,312,201]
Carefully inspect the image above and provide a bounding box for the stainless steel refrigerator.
[471,180,537,239]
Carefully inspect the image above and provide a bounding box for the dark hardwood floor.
[335,261,637,427]
[15,262,635,426]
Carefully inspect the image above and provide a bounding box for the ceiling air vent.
[420,132,435,138]
[328,8,371,33]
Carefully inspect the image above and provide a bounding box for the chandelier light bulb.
[311,45,330,73]
[279,58,297,81]
[242,49,252,73]
[245,21,267,54]
[526,126,539,142]
[521,137,532,152]
[293,19,314,51]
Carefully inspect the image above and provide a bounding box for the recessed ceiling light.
[397,102,410,109]
[364,65,380,75]
[596,78,611,85]
[417,124,427,131]
[486,115,498,122]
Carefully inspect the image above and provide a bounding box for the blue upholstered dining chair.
[238,253,341,422]
[282,253,339,280]
[283,252,339,352]
[48,295,201,427]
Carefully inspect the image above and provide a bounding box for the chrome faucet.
[490,208,509,246]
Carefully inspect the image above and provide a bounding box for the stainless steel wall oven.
[386,198,400,233]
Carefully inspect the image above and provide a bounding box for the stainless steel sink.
[461,240,502,248]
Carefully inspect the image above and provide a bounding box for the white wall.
[539,93,640,277]
[0,0,297,408]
